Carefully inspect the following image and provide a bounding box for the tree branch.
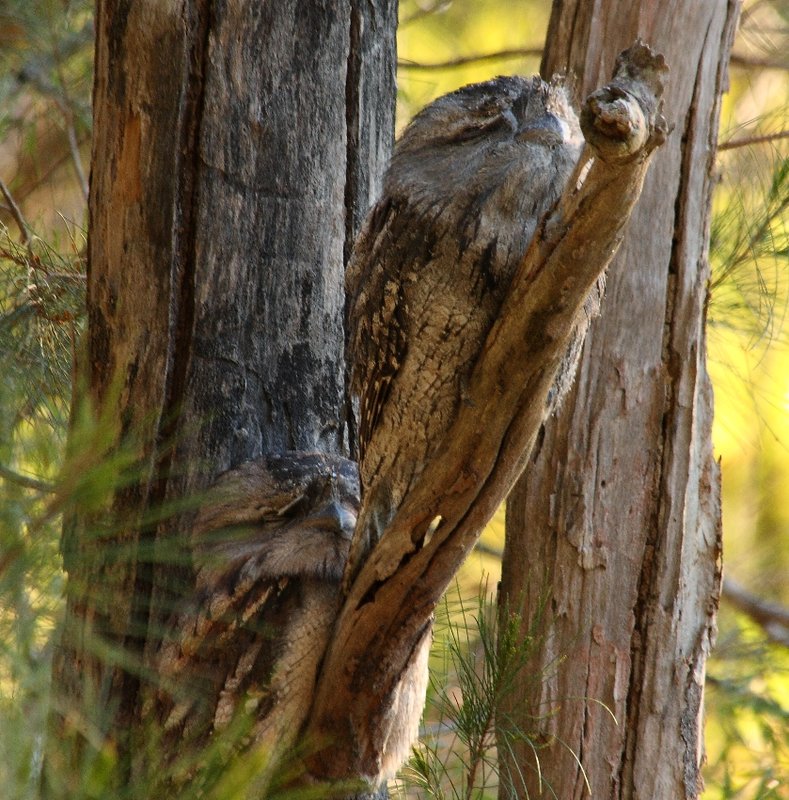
[730,51,789,71]
[723,577,789,647]
[398,1,452,27]
[0,464,55,493]
[398,48,543,71]
[303,40,669,783]
[0,178,33,255]
[718,129,789,150]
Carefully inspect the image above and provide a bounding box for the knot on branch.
[580,39,669,163]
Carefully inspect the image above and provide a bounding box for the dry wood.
[45,3,396,797]
[301,41,668,784]
[499,2,740,798]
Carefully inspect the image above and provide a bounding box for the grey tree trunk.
[499,2,740,798]
[45,0,396,795]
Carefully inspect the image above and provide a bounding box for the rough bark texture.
[302,45,668,786]
[46,0,396,795]
[499,3,740,799]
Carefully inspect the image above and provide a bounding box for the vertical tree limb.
[45,2,396,796]
[500,3,740,798]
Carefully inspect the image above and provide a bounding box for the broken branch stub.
[302,41,669,783]
[580,39,668,163]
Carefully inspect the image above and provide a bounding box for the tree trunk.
[46,0,727,796]
[45,1,396,796]
[499,2,739,799]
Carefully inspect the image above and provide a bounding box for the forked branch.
[302,40,669,782]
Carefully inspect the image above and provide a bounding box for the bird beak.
[302,499,357,539]
[517,112,570,144]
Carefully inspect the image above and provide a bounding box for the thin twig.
[0,178,33,254]
[474,541,503,559]
[399,1,452,27]
[0,464,55,493]
[723,577,789,647]
[11,21,94,98]
[711,167,789,291]
[730,51,789,70]
[53,52,90,202]
[42,272,87,281]
[718,129,789,150]
[398,48,543,72]
[65,120,89,201]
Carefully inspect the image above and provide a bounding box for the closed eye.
[442,110,518,145]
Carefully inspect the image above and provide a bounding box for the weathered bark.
[44,1,726,796]
[45,0,396,796]
[499,2,740,799]
[301,44,668,785]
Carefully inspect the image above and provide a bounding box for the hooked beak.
[516,112,570,144]
[301,499,357,539]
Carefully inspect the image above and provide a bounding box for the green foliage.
[709,151,789,348]
[705,611,789,800]
[0,4,92,797]
[395,584,578,800]
[0,0,93,196]
[702,13,789,795]
[0,217,84,799]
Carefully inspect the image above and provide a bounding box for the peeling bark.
[499,3,740,799]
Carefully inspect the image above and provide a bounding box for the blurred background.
[0,1,786,797]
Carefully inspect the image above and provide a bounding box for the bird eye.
[277,491,308,517]
[446,110,516,144]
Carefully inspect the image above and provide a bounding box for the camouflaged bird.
[148,453,359,785]
[345,75,597,584]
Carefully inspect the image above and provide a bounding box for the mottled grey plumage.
[346,76,590,575]
[149,453,359,782]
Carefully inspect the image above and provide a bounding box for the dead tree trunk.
[301,43,669,787]
[499,2,740,798]
[45,1,396,796]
